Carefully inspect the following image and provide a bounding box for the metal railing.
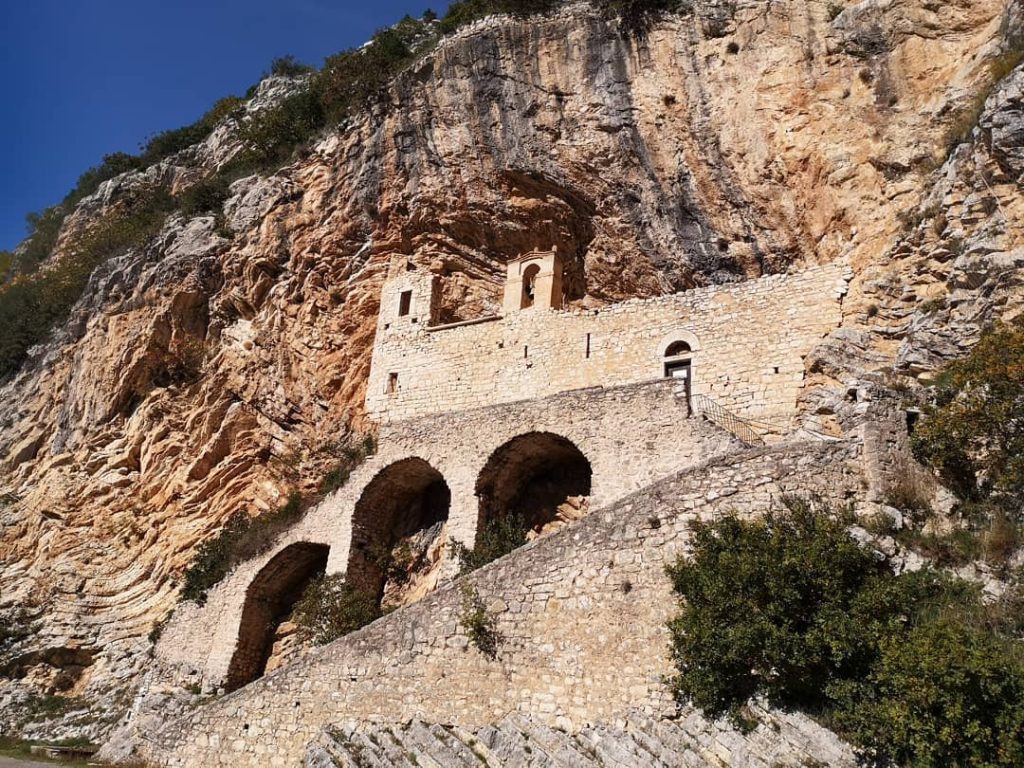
[690,394,766,447]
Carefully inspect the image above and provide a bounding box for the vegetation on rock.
[0,186,177,378]
[291,574,381,645]
[667,496,1024,767]
[451,512,529,573]
[912,318,1024,510]
[179,492,305,605]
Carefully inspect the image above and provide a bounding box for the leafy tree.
[666,497,1024,767]
[912,319,1024,509]
[832,614,1024,768]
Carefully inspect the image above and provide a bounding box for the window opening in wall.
[773,366,780,374]
[521,263,541,309]
[524,345,529,359]
[387,372,399,394]
[398,290,412,317]
[585,333,591,359]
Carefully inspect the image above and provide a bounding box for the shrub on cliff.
[179,492,305,605]
[666,496,1024,766]
[0,186,176,379]
[291,574,381,644]
[451,512,529,573]
[912,318,1024,511]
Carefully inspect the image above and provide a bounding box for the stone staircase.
[306,708,856,768]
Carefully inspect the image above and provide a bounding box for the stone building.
[134,253,863,766]
[153,251,848,691]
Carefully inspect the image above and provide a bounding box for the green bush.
[270,55,314,77]
[451,512,529,573]
[137,96,244,167]
[666,496,1024,767]
[176,175,233,217]
[459,582,501,659]
[913,319,1024,509]
[179,492,304,604]
[0,186,176,380]
[318,434,376,495]
[291,574,381,644]
[832,614,1024,767]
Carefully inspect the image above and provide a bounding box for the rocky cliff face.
[0,0,1021,740]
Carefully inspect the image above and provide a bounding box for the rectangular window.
[386,372,399,394]
[398,290,412,317]
[585,333,591,359]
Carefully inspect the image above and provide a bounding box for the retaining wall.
[143,440,866,767]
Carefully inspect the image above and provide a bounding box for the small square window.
[398,290,412,317]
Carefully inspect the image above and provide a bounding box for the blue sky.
[0,0,450,252]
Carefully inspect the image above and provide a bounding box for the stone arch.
[657,329,701,357]
[225,541,330,691]
[346,458,451,606]
[475,432,593,538]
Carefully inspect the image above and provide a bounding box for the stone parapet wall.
[367,264,850,425]
[143,440,865,767]
[154,379,738,690]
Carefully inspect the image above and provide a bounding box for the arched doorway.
[475,432,593,540]
[225,542,329,691]
[663,340,693,407]
[347,458,451,609]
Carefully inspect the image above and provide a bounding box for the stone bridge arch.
[346,457,451,607]
[474,431,593,540]
[224,541,330,691]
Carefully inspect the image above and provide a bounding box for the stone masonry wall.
[142,440,866,767]
[366,264,850,425]
[154,379,738,690]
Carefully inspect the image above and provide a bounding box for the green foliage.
[451,512,529,573]
[291,574,381,644]
[318,434,376,495]
[176,175,233,217]
[459,583,501,659]
[270,55,314,77]
[894,526,981,568]
[438,0,559,34]
[179,491,305,605]
[137,96,244,167]
[0,186,176,380]
[667,497,1024,767]
[912,319,1024,508]
[600,0,690,32]
[832,613,1024,767]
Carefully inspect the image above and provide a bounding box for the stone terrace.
[142,440,866,767]
[154,379,738,690]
